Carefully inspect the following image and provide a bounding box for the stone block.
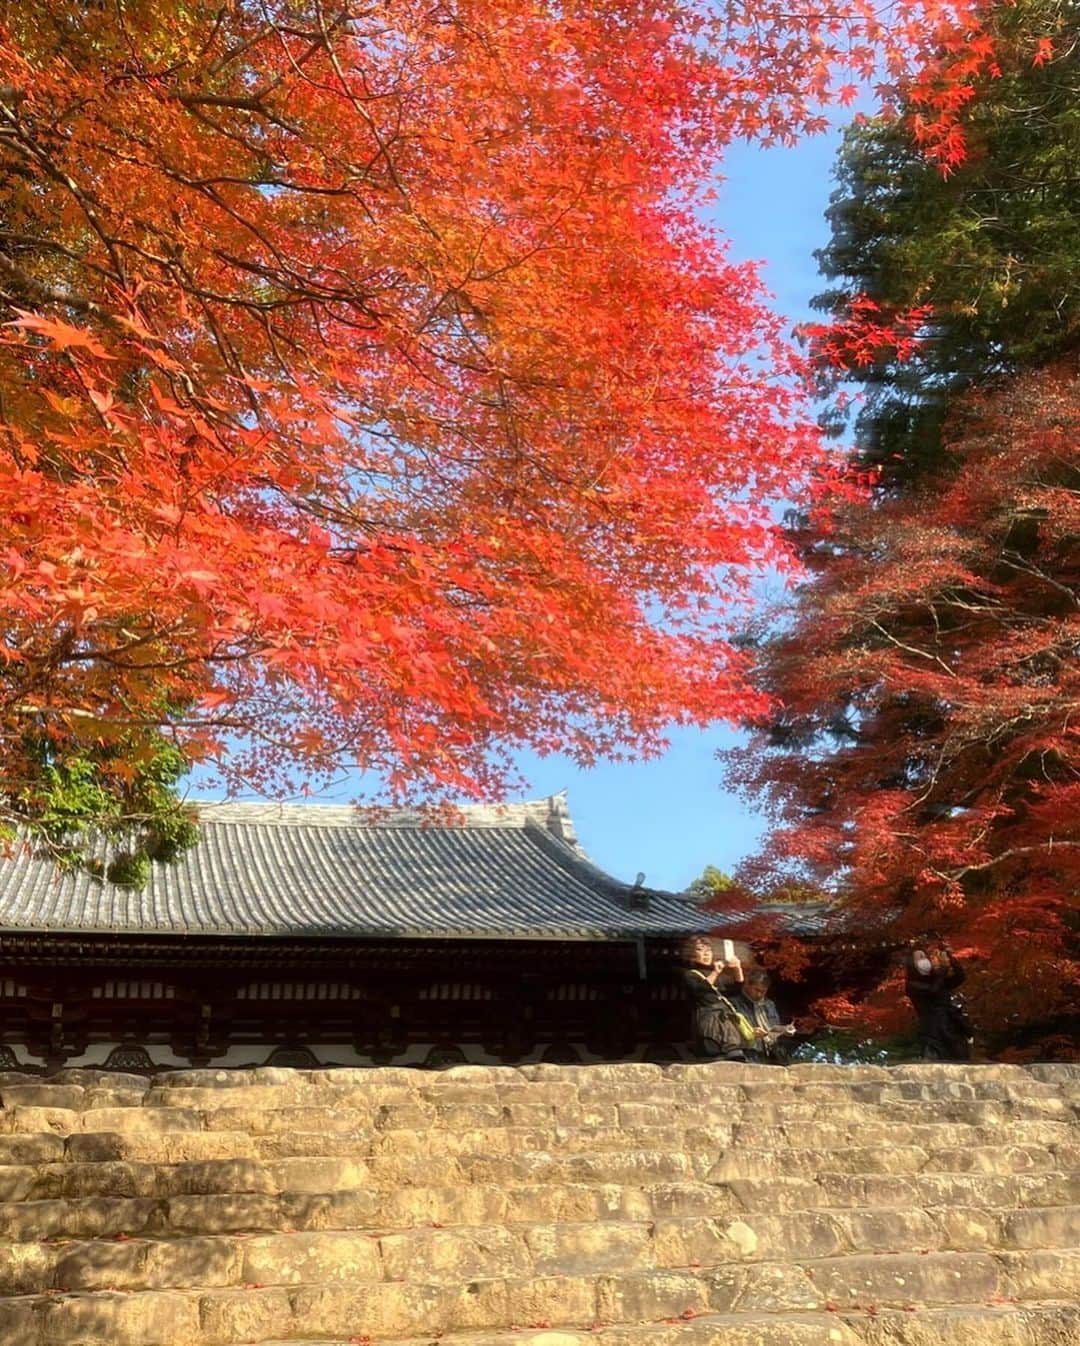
[521,1063,660,1085]
[1001,1204,1080,1249]
[68,1131,256,1164]
[143,1086,294,1111]
[433,1103,508,1128]
[998,1248,1080,1300]
[724,1178,831,1214]
[417,1082,502,1106]
[0,1243,53,1295]
[279,1187,380,1230]
[439,1276,510,1331]
[320,1083,418,1109]
[241,1230,382,1285]
[211,1105,365,1135]
[0,1134,65,1164]
[82,1089,149,1111]
[667,1063,773,1085]
[811,1250,1001,1307]
[592,1126,686,1153]
[893,1304,1080,1346]
[786,1064,891,1083]
[374,1183,507,1228]
[380,1225,530,1282]
[503,1273,599,1328]
[0,1197,85,1242]
[910,1173,1017,1209]
[373,1102,437,1129]
[929,1145,1055,1175]
[197,1285,292,1343]
[835,1145,930,1175]
[249,1067,313,1088]
[652,1216,749,1267]
[51,1069,148,1091]
[738,1260,826,1312]
[368,1152,465,1186]
[52,1161,149,1199]
[0,1295,40,1346]
[817,1175,922,1210]
[501,1102,558,1126]
[617,1102,683,1128]
[254,1131,375,1159]
[316,1066,425,1089]
[265,1156,370,1193]
[373,1125,515,1159]
[530,1183,652,1224]
[0,1086,87,1112]
[432,1065,523,1085]
[42,1289,200,1346]
[548,1151,694,1185]
[496,1083,580,1109]
[835,1206,944,1254]
[286,1279,450,1338]
[1026,1063,1080,1083]
[523,1222,653,1276]
[2,1106,81,1137]
[595,1269,709,1323]
[0,1163,62,1202]
[164,1159,277,1197]
[553,1103,621,1129]
[144,1234,242,1289]
[52,1239,149,1292]
[76,1106,201,1134]
[153,1069,258,1089]
[934,1205,1005,1251]
[165,1192,284,1234]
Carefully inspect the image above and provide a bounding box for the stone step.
[3,1087,1071,1137]
[729,1171,1079,1214]
[1,1251,1076,1345]
[1,1137,1072,1203]
[248,1301,1080,1346]
[1,1067,1072,1119]
[459,1143,1064,1187]
[2,1110,1072,1157]
[704,1143,1065,1182]
[4,1063,1069,1092]
[6,1309,1080,1346]
[1,1118,1069,1165]
[2,1170,1074,1244]
[3,1207,1078,1296]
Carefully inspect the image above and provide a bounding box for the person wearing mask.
[904,935,973,1061]
[677,937,756,1060]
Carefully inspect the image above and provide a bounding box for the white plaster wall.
[4,1038,682,1071]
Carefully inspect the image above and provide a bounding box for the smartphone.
[721,939,735,963]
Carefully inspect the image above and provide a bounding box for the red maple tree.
[0,1,990,844]
[732,363,1080,1048]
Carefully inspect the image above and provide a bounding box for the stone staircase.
[0,1062,1076,1346]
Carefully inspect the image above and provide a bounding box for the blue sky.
[194,123,847,896]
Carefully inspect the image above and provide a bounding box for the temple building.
[0,794,817,1073]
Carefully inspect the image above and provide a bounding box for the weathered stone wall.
[0,1062,1076,1345]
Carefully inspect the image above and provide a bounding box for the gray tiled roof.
[0,796,718,941]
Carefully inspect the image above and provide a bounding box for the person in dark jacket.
[905,936,973,1061]
[677,937,754,1060]
[732,968,796,1062]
